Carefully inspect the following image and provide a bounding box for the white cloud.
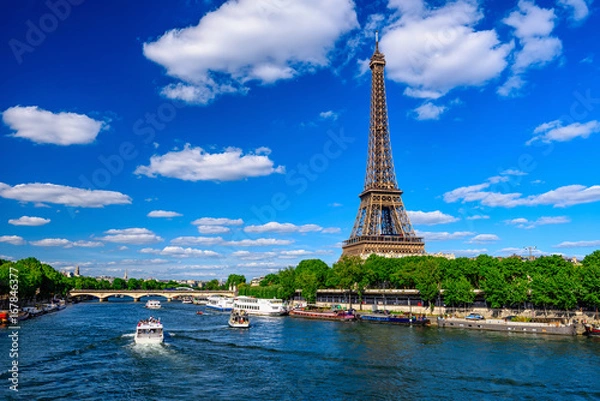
[416,231,474,241]
[527,120,600,145]
[191,217,243,226]
[135,144,284,182]
[499,1,562,96]
[279,250,315,259]
[468,234,500,243]
[557,0,590,21]
[555,239,600,248]
[0,182,131,208]
[8,216,50,226]
[197,225,230,234]
[171,236,224,246]
[2,106,107,145]
[244,222,324,234]
[442,248,488,257]
[0,235,25,245]
[380,0,511,99]
[505,215,571,229]
[466,215,490,220]
[143,0,358,104]
[100,228,163,245]
[141,246,220,258]
[147,210,183,218]
[408,210,459,225]
[319,110,339,120]
[29,238,103,248]
[412,102,447,120]
[444,178,600,208]
[322,227,341,234]
[232,250,277,260]
[225,238,293,246]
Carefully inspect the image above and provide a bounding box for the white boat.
[228,309,250,328]
[181,297,193,304]
[205,295,234,312]
[135,317,164,344]
[145,300,162,309]
[233,296,288,316]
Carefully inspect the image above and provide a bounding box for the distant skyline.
[1,0,599,280]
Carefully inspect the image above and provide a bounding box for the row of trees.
[248,252,600,313]
[2,251,599,313]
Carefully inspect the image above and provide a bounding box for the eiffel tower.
[342,35,425,258]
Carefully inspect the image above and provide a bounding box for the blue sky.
[1,0,599,280]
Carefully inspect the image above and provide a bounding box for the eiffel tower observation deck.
[342,35,425,258]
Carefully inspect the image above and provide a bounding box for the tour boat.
[181,297,193,304]
[22,306,45,317]
[584,323,600,337]
[233,296,288,316]
[358,310,430,326]
[145,300,162,309]
[228,309,250,328]
[135,317,164,344]
[205,295,234,312]
[289,305,356,321]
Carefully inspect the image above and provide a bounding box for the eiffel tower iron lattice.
[342,37,425,258]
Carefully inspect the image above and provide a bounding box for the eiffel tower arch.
[342,36,426,258]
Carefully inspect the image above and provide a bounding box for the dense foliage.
[2,251,600,313]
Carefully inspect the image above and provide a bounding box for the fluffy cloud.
[416,231,474,241]
[557,0,590,21]
[8,216,50,226]
[141,246,220,258]
[196,225,231,234]
[99,228,163,245]
[30,238,104,248]
[412,102,447,120]
[444,176,600,208]
[143,0,358,104]
[147,210,183,218]
[0,235,25,245]
[555,239,600,248]
[191,217,244,226]
[498,1,562,96]
[0,182,131,208]
[225,238,293,246]
[505,215,571,229]
[232,250,277,260]
[244,222,327,234]
[135,144,285,182]
[407,210,459,225]
[319,110,339,120]
[468,234,500,243]
[527,120,600,145]
[170,236,224,246]
[466,215,490,220]
[380,0,511,99]
[2,106,107,145]
[279,250,315,259]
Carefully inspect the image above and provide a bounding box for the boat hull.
[584,325,600,336]
[359,314,430,325]
[437,317,577,336]
[289,309,356,321]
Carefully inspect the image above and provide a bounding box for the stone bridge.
[69,289,235,302]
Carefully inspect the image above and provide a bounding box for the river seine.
[2,299,599,400]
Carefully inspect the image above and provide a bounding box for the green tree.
[203,279,220,290]
[225,274,246,289]
[112,278,126,290]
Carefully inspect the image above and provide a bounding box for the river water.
[1,299,599,400]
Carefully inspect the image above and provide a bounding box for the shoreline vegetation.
[1,252,599,322]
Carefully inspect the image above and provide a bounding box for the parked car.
[465,313,485,320]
